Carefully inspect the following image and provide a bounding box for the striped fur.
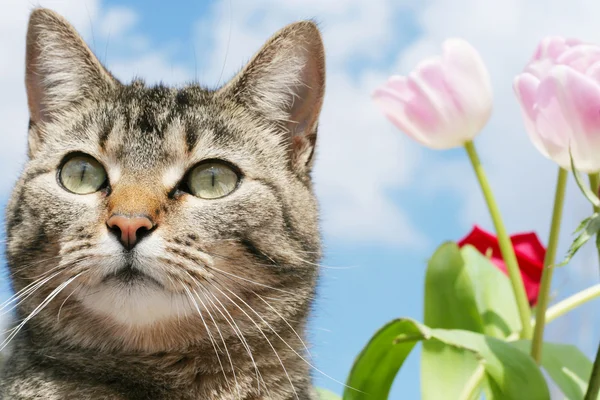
[1,7,325,400]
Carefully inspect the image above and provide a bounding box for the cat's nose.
[106,215,155,250]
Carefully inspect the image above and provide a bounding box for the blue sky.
[2,0,600,398]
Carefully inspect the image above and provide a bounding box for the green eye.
[187,162,239,199]
[59,155,107,194]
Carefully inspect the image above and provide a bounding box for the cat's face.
[5,9,324,351]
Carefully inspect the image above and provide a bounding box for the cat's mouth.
[104,264,163,288]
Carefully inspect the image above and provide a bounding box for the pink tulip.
[514,37,600,172]
[372,39,492,149]
[525,37,582,78]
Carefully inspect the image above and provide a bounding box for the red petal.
[457,225,546,305]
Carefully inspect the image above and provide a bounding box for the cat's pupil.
[79,163,87,183]
[210,169,215,187]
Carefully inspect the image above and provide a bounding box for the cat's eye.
[59,154,107,194]
[186,162,239,199]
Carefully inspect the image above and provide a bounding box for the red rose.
[457,225,546,306]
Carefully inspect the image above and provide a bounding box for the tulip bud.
[372,39,493,150]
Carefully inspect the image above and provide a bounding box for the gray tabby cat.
[0,7,325,400]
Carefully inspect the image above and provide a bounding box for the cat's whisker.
[0,272,84,352]
[57,279,86,322]
[209,240,352,271]
[183,271,240,399]
[202,262,297,297]
[205,280,300,400]
[220,284,356,392]
[0,269,65,316]
[194,289,241,399]
[291,254,357,271]
[179,280,231,392]
[252,290,313,359]
[10,253,71,275]
[165,275,183,326]
[187,275,265,394]
[1,254,101,313]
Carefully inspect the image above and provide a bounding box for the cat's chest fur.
[1,333,317,400]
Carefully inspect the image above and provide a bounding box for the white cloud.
[98,6,138,37]
[194,0,425,246]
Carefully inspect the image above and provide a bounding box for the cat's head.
[6,8,324,352]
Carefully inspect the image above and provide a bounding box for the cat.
[0,7,325,400]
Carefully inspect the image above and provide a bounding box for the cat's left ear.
[219,21,326,176]
[25,8,118,155]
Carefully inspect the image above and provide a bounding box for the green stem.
[586,344,600,400]
[459,364,485,400]
[584,173,600,400]
[504,283,600,343]
[589,174,600,211]
[464,141,532,338]
[545,284,600,324]
[530,168,568,363]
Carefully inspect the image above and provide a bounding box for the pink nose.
[107,215,155,250]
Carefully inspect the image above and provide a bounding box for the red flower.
[457,225,546,306]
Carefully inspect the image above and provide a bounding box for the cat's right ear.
[25,8,118,155]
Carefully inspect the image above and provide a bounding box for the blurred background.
[1,0,600,398]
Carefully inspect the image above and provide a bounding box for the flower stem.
[586,342,600,400]
[464,140,532,339]
[584,173,600,400]
[589,174,600,211]
[504,284,600,343]
[545,284,600,324]
[530,167,567,363]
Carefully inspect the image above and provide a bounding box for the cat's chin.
[102,265,164,288]
[75,281,195,327]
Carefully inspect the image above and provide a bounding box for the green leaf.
[512,340,596,399]
[421,341,481,400]
[344,318,550,400]
[422,243,522,399]
[424,242,484,332]
[423,242,520,338]
[343,319,423,400]
[460,245,521,338]
[316,388,342,400]
[559,213,600,266]
[571,148,600,208]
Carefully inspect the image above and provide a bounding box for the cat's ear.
[25,8,118,152]
[219,21,326,175]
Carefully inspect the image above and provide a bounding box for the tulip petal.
[372,77,442,148]
[409,58,470,148]
[526,37,583,79]
[550,66,600,172]
[587,62,600,82]
[372,38,492,150]
[533,76,574,168]
[514,73,544,153]
[441,38,492,138]
[556,44,600,74]
[533,37,581,62]
[513,73,568,166]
